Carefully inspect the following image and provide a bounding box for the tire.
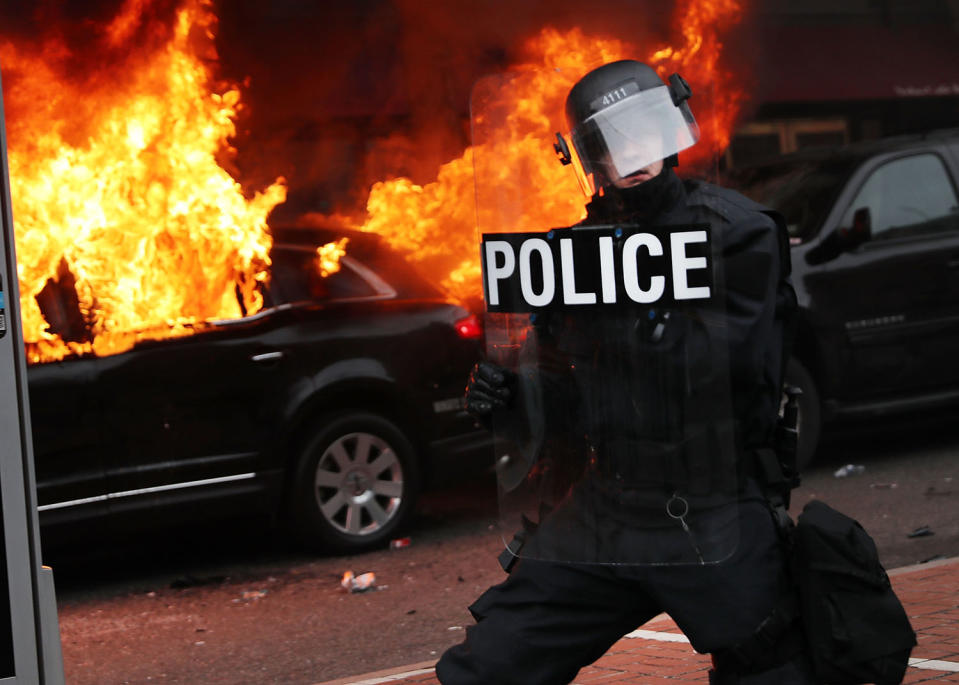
[784,357,822,471]
[290,412,420,553]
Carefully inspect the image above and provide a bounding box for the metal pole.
[0,62,65,685]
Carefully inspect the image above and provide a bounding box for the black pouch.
[793,500,917,685]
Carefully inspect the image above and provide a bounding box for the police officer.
[437,60,814,684]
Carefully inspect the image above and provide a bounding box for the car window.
[268,230,444,301]
[268,247,384,304]
[841,153,959,240]
[726,158,854,242]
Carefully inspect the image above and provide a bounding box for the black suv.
[728,129,959,467]
[29,226,488,552]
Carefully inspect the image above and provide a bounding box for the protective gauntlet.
[465,361,516,416]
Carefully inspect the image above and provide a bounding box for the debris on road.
[341,571,377,593]
[390,537,412,550]
[870,482,898,489]
[240,590,268,601]
[907,526,934,538]
[834,464,865,478]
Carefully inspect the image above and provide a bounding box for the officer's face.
[608,130,664,188]
[612,158,664,188]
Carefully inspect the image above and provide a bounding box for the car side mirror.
[806,207,873,266]
[836,207,872,250]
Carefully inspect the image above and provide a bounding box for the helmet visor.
[571,85,699,191]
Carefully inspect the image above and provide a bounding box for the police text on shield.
[481,225,713,313]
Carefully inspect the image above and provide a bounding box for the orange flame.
[651,0,744,155]
[315,238,349,278]
[1,0,286,363]
[341,0,744,303]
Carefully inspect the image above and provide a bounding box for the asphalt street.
[48,410,958,683]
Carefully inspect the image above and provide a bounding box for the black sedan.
[28,226,489,552]
[727,128,959,467]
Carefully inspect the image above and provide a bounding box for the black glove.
[465,361,515,417]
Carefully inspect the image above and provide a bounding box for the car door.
[92,316,293,514]
[807,149,959,402]
[27,357,110,525]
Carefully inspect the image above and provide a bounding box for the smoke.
[210,1,685,221]
[378,1,670,177]
[1,1,759,220]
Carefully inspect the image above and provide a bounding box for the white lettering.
[602,87,629,105]
[484,241,514,307]
[560,238,596,305]
[598,236,617,303]
[671,231,711,300]
[519,239,555,307]
[483,227,712,311]
[623,233,665,304]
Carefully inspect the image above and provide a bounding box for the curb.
[887,554,957,576]
[317,661,437,685]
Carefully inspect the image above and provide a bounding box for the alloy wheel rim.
[314,431,404,537]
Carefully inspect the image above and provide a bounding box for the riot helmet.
[555,60,699,196]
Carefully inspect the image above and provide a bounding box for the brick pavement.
[319,556,959,685]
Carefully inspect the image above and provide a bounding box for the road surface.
[49,413,957,683]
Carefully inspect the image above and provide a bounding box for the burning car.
[1,0,754,552]
[29,226,489,552]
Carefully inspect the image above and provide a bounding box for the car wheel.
[784,357,822,471]
[290,412,420,552]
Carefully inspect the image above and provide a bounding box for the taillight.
[454,313,482,340]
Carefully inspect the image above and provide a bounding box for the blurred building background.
[728,0,959,167]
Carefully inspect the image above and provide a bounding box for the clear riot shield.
[471,69,739,565]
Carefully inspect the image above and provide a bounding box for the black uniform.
[437,168,815,685]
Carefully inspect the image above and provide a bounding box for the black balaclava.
[585,165,684,224]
